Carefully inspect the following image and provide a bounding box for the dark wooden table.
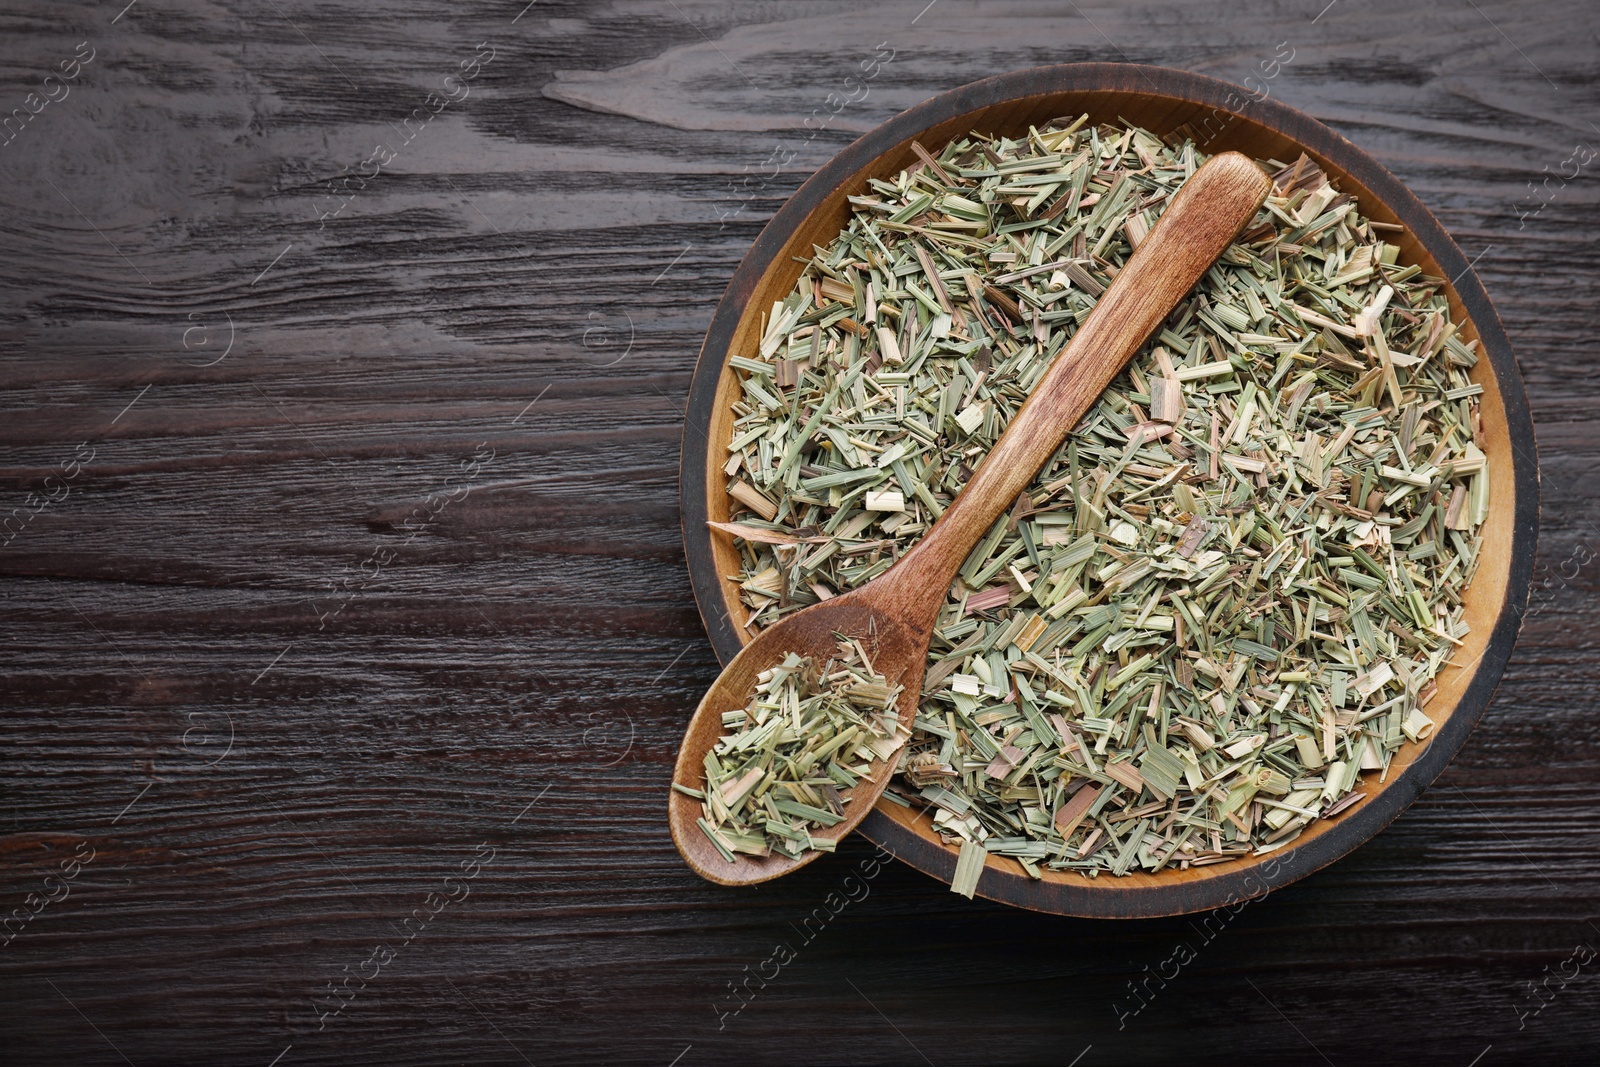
[3,2,1597,1063]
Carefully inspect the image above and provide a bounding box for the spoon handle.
[890,151,1272,597]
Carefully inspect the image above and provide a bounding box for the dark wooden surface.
[2,1,1597,1063]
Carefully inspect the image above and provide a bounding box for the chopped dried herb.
[716,117,1486,882]
[698,641,908,862]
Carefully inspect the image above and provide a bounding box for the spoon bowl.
[667,586,928,884]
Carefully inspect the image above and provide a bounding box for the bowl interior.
[690,71,1525,914]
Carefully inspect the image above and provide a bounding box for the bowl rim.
[678,61,1539,917]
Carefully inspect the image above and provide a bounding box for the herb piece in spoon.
[687,641,907,862]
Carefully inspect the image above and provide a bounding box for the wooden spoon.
[670,150,1272,885]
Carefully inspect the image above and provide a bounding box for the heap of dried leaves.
[715,116,1486,878]
[684,640,908,862]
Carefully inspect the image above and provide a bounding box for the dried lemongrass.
[716,117,1486,881]
[696,642,907,862]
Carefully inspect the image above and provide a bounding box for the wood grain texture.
[1,1,1597,1064]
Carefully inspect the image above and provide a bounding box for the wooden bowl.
[678,63,1538,917]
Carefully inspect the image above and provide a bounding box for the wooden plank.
[1,0,1597,1062]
